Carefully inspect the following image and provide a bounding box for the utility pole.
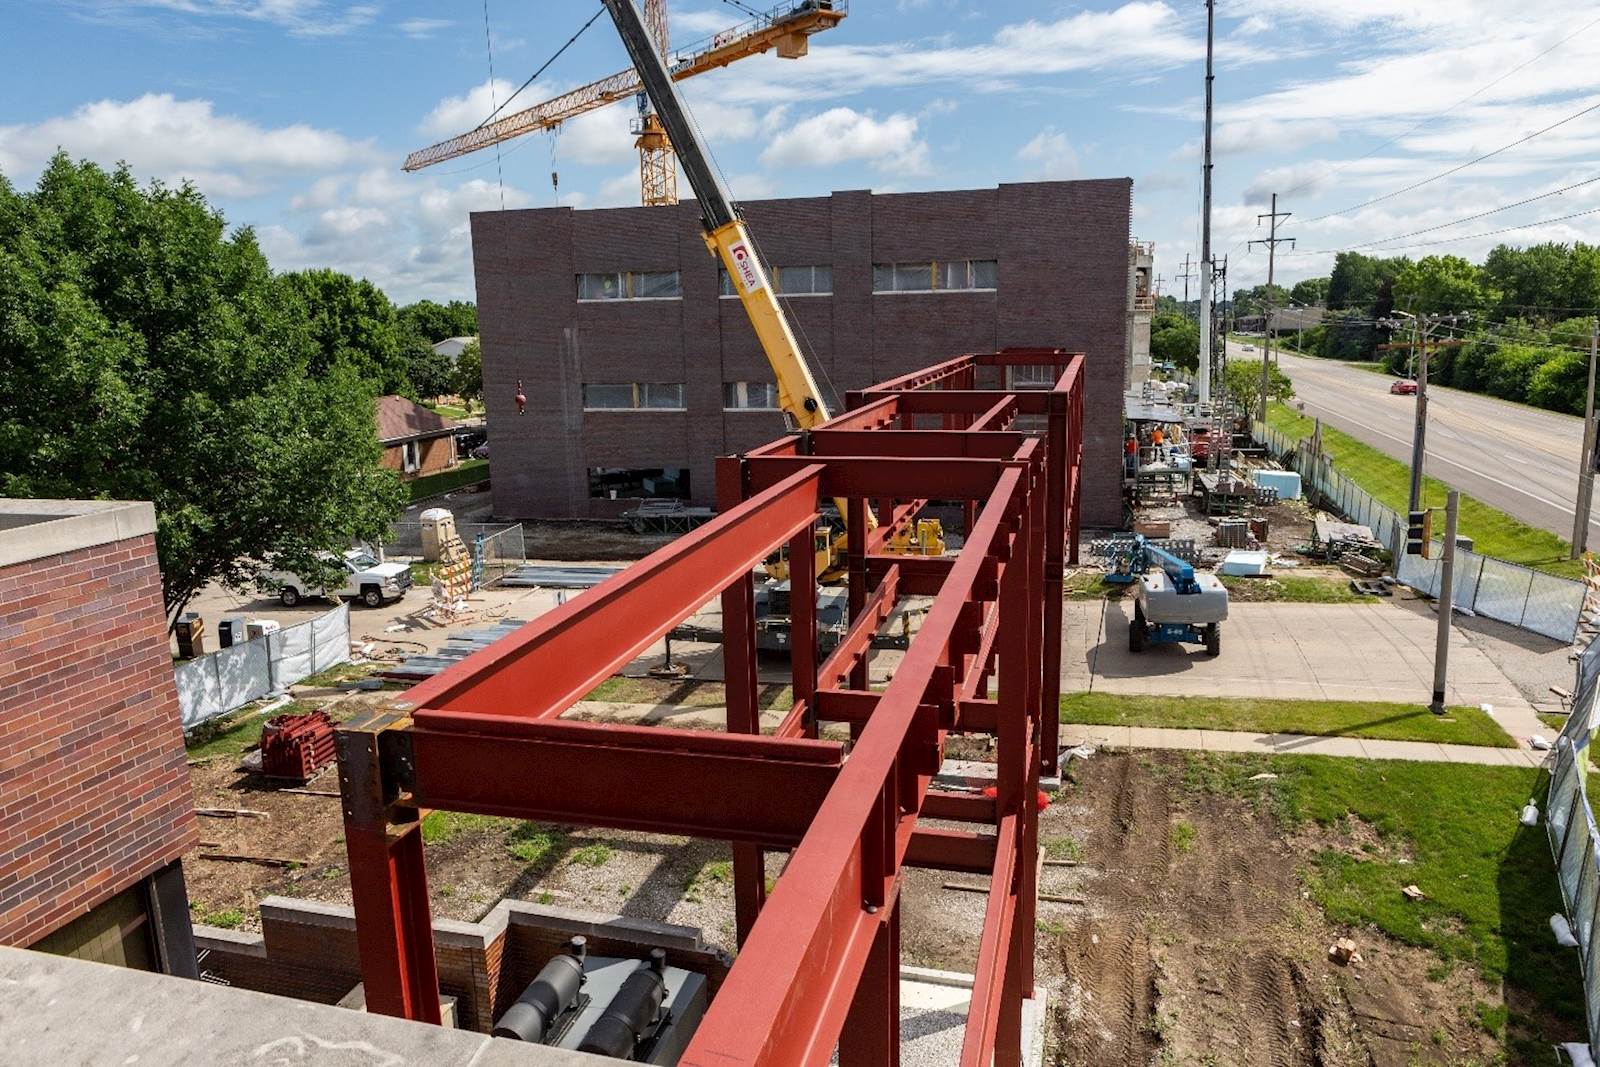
[1153,272,1167,299]
[1408,317,1427,514]
[1573,317,1599,558]
[1177,255,1196,312]
[1248,193,1294,424]
[1197,0,1216,406]
[1430,491,1460,715]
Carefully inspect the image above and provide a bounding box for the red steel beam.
[679,467,1023,1065]
[399,464,822,719]
[407,719,842,848]
[744,455,1005,499]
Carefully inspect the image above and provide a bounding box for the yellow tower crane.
[402,0,847,207]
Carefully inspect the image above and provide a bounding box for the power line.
[1280,12,1600,199]
[1291,203,1600,256]
[1285,173,1600,255]
[1302,97,1600,224]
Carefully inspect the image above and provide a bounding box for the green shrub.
[1528,351,1587,414]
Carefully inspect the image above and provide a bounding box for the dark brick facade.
[0,528,198,948]
[471,180,1130,526]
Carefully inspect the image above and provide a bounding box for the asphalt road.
[1227,338,1591,542]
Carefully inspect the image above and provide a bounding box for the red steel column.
[839,897,901,1067]
[993,485,1029,1067]
[847,497,870,697]
[1040,389,1067,776]
[790,525,820,737]
[718,456,768,944]
[344,822,441,1024]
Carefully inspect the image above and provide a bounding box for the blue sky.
[4,0,1599,304]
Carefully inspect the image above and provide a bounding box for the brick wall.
[0,532,198,947]
[381,436,456,480]
[471,180,1131,526]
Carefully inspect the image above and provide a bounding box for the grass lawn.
[1217,574,1367,603]
[1266,403,1581,578]
[184,700,321,761]
[408,458,489,502]
[1069,570,1368,604]
[1177,753,1581,1053]
[427,402,472,419]
[1060,692,1513,747]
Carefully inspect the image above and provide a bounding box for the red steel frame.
[334,348,1084,1065]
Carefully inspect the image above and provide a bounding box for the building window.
[1007,365,1057,390]
[872,260,997,293]
[582,383,686,411]
[723,381,779,409]
[577,270,682,301]
[719,265,832,297]
[589,467,691,499]
[401,440,420,473]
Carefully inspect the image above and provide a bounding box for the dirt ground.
[1037,750,1506,1067]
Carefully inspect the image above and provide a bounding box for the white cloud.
[81,0,379,37]
[398,17,450,39]
[418,79,520,139]
[668,8,739,38]
[1016,128,1078,179]
[0,93,374,190]
[761,108,928,173]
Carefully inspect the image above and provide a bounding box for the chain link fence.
[470,523,525,589]
[1548,639,1600,1060]
[1253,420,1584,643]
[174,603,350,729]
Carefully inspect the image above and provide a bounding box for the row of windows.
[577,270,682,301]
[581,382,685,410]
[873,259,997,293]
[575,260,997,300]
[581,381,779,411]
[718,264,833,296]
[590,466,690,500]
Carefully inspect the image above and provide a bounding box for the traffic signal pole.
[1431,491,1460,715]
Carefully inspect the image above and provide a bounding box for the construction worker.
[1125,433,1139,476]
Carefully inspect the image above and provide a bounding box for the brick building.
[0,500,198,976]
[471,180,1131,526]
[377,394,461,480]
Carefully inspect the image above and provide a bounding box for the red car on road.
[1389,379,1418,395]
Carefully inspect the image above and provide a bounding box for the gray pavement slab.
[1065,599,1546,742]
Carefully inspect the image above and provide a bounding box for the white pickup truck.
[259,549,412,608]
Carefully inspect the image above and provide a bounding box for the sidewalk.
[1061,722,1550,768]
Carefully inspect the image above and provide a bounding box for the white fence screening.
[1547,639,1600,1059]
[173,603,350,729]
[1253,420,1584,643]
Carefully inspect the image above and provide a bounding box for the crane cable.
[481,0,506,209]
[476,5,608,132]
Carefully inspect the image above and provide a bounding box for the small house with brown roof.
[375,395,459,480]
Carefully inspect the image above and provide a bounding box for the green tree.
[1231,283,1290,319]
[406,341,456,400]
[398,299,477,344]
[0,155,406,624]
[1392,255,1491,315]
[278,268,408,394]
[1528,351,1588,414]
[1223,358,1293,418]
[1150,313,1198,371]
[1481,342,1550,404]
[1326,252,1410,315]
[453,339,483,409]
[1289,277,1329,307]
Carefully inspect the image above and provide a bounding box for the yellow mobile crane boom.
[599,0,833,432]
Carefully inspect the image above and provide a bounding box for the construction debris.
[197,852,305,869]
[1328,938,1360,965]
[195,807,268,819]
[1401,885,1425,902]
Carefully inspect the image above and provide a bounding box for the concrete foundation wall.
[471,180,1131,527]
[195,895,731,1035]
